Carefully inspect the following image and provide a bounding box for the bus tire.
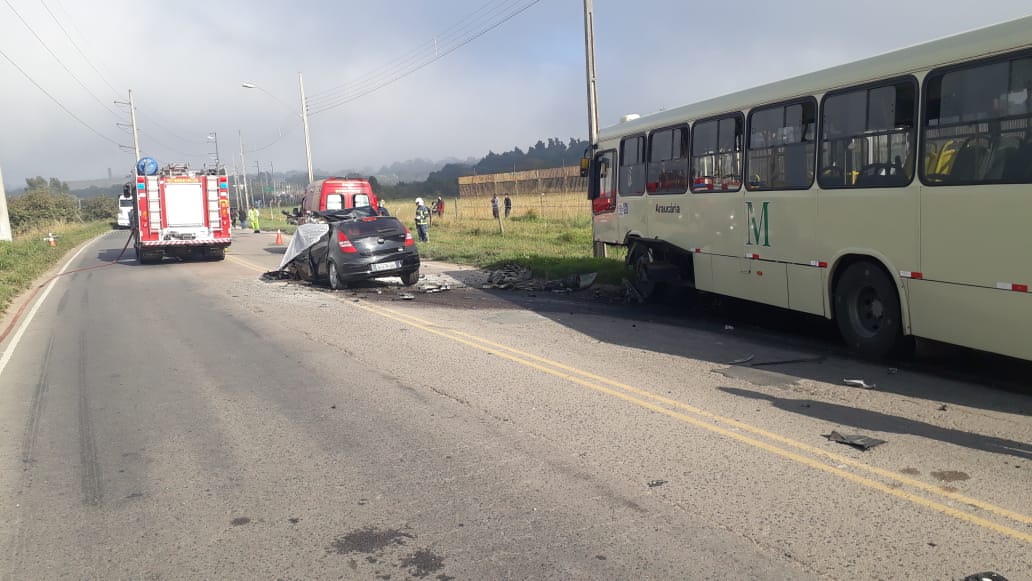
[833,260,908,359]
[628,242,661,302]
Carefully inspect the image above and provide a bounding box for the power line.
[307,0,518,104]
[38,0,122,96]
[306,0,534,110]
[306,0,540,115]
[0,45,123,147]
[2,0,121,118]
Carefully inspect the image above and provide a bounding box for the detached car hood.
[278,223,329,270]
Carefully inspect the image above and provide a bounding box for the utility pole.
[239,130,252,210]
[583,0,605,257]
[115,89,141,166]
[582,0,599,149]
[299,72,314,184]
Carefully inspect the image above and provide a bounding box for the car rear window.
[337,217,404,238]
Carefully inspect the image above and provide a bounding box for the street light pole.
[299,72,314,185]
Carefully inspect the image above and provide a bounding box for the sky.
[2,0,1030,188]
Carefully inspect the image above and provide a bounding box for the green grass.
[0,221,112,316]
[390,194,628,285]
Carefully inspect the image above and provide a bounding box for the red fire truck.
[132,163,232,263]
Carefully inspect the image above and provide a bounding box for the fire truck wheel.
[328,259,344,291]
[833,260,911,359]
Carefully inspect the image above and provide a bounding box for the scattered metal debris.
[887,367,899,375]
[750,356,825,367]
[398,293,415,300]
[646,479,667,488]
[623,279,646,304]
[825,431,886,451]
[962,573,1009,581]
[724,324,735,331]
[420,284,451,294]
[938,404,948,411]
[843,379,877,389]
[729,354,755,365]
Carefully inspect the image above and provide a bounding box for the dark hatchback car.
[284,210,420,289]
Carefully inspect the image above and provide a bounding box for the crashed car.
[278,208,420,289]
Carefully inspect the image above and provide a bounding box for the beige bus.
[587,16,1032,360]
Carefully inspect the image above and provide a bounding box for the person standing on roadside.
[504,194,512,218]
[414,197,430,242]
[434,196,445,218]
[491,194,500,219]
[238,207,247,231]
[248,206,261,234]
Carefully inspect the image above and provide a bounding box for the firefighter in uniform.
[414,197,430,242]
[248,207,261,234]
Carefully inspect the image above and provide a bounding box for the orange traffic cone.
[274,229,284,245]
[46,233,57,247]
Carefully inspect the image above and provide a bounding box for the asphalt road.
[0,229,1029,580]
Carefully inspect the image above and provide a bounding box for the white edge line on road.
[0,239,96,379]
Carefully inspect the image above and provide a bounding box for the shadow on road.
[720,386,1032,460]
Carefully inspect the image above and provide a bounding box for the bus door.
[589,150,620,244]
[616,134,648,242]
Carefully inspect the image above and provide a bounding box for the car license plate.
[371,260,400,272]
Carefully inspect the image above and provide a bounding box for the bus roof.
[599,15,1032,141]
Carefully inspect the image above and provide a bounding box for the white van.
[116,192,133,228]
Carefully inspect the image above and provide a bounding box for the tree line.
[7,176,116,233]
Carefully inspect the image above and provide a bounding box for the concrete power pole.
[115,89,142,168]
[0,166,12,242]
[239,130,252,210]
[583,0,605,257]
[299,72,314,185]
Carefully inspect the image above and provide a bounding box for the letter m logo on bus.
[746,201,771,247]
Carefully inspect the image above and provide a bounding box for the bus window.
[646,126,689,194]
[819,78,917,188]
[691,114,743,192]
[619,135,647,196]
[746,99,816,190]
[923,54,1032,185]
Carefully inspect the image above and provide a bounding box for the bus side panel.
[907,280,1032,361]
[711,255,789,308]
[692,252,714,290]
[593,209,622,244]
[646,192,689,247]
[921,185,1027,289]
[787,263,825,316]
[618,197,649,242]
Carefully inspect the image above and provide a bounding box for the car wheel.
[402,270,420,286]
[833,260,909,359]
[328,259,343,290]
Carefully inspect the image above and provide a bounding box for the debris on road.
[398,294,415,301]
[824,431,886,451]
[843,379,877,389]
[646,479,667,488]
[887,367,899,375]
[961,573,1009,581]
[724,324,735,331]
[750,356,825,367]
[938,404,948,411]
[420,284,451,294]
[623,279,646,304]
[729,355,755,365]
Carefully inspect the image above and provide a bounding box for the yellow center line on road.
[227,258,1032,544]
[371,303,1032,528]
[226,255,272,274]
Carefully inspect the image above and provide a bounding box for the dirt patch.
[400,547,446,578]
[328,527,414,555]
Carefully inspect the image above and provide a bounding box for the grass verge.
[0,221,113,316]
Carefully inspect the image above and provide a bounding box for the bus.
[586,16,1032,361]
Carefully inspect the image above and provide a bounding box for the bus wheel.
[628,243,658,301]
[833,261,907,359]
